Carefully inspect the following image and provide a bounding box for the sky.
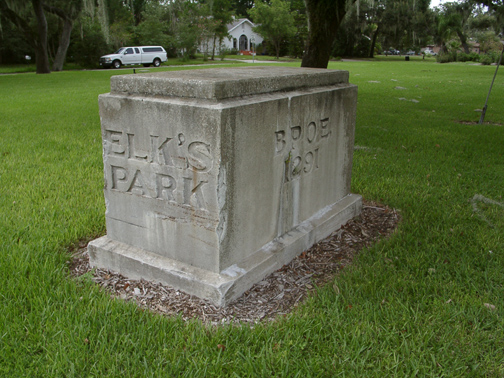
[430,0,445,8]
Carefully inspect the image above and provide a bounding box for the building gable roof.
[227,18,255,33]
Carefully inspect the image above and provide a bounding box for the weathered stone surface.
[89,66,361,306]
[110,66,349,100]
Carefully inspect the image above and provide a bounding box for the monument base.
[89,194,362,307]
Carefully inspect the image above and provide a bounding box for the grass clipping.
[71,201,399,325]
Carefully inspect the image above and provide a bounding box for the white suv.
[99,46,168,69]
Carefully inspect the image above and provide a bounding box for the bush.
[69,18,110,68]
[436,51,457,63]
[480,51,500,65]
[457,52,480,62]
[354,35,371,58]
[0,18,34,64]
[469,52,480,62]
[165,47,177,59]
[373,42,383,57]
[218,48,229,61]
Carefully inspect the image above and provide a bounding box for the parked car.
[423,49,437,56]
[406,50,416,55]
[386,49,400,55]
[99,46,168,69]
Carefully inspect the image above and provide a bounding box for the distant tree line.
[0,0,502,73]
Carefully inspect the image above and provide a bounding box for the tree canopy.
[1,0,503,72]
[249,0,296,59]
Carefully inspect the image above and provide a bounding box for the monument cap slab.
[89,66,362,306]
[110,66,350,100]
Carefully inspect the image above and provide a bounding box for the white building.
[200,18,263,55]
[226,18,263,52]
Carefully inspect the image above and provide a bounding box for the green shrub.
[218,48,228,61]
[68,17,110,68]
[469,52,480,61]
[436,51,457,63]
[457,52,480,62]
[374,42,383,55]
[480,51,500,65]
[456,52,469,62]
[354,35,371,58]
[0,18,34,64]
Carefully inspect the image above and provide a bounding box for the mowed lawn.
[1,60,503,377]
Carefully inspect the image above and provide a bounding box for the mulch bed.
[70,201,400,325]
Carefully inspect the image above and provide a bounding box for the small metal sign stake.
[479,44,504,125]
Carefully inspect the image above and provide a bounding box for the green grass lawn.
[1,60,503,377]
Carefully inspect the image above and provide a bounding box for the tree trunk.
[457,30,470,54]
[211,35,216,60]
[301,0,351,68]
[369,23,380,58]
[32,0,50,73]
[52,18,73,71]
[43,1,83,71]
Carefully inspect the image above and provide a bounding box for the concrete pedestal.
[89,67,361,306]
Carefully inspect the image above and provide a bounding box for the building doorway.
[239,35,248,51]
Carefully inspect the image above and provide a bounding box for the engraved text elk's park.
[104,129,212,211]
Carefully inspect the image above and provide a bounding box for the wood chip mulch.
[70,201,400,326]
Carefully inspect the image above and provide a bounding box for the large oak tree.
[0,0,50,73]
[43,0,83,71]
[0,0,84,73]
[301,0,355,68]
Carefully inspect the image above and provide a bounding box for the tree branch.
[42,2,69,21]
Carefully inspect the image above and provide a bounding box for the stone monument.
[88,66,362,306]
